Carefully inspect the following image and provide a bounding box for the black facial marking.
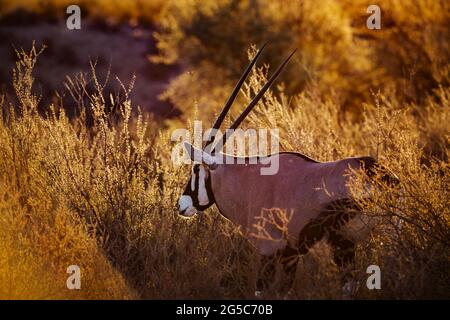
[194,165,199,195]
[182,164,215,211]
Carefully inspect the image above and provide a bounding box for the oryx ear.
[182,142,217,167]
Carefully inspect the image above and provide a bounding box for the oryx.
[177,44,397,291]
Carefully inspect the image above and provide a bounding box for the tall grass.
[0,43,448,299]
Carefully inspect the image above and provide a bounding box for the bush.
[154,0,449,119]
[0,0,166,25]
[1,44,448,299]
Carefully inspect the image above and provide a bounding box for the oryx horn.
[204,43,268,152]
[213,49,297,153]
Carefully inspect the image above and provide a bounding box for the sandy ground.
[0,19,180,118]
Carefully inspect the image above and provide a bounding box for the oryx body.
[208,153,374,255]
[177,44,396,291]
[180,148,377,258]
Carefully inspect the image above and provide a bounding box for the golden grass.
[0,0,449,299]
[0,42,448,299]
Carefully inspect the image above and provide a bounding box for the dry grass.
[0,0,449,300]
[0,42,448,299]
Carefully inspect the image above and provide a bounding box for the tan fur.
[209,153,368,255]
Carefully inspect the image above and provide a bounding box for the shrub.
[0,37,448,299]
[154,0,449,119]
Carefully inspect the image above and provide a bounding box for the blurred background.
[1,0,448,122]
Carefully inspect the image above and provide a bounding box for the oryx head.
[178,142,217,217]
[178,44,296,217]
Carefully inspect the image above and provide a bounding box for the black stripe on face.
[204,170,215,207]
[183,164,200,208]
[181,164,215,212]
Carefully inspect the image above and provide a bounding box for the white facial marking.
[191,169,196,191]
[197,166,209,206]
[178,195,196,217]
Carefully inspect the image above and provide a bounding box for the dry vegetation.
[0,0,449,299]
